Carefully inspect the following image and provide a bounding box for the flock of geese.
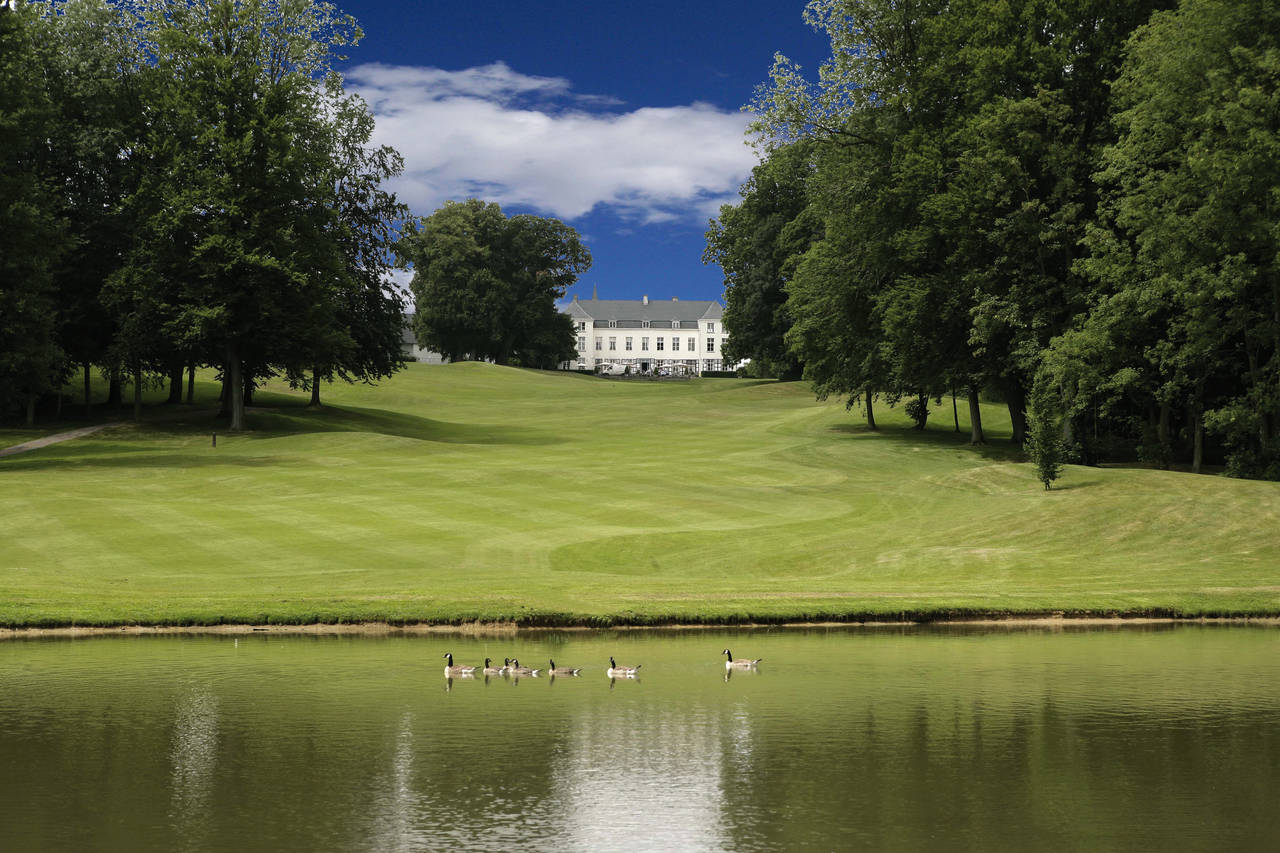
[443,649,762,679]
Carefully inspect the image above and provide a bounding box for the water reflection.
[0,626,1277,852]
[722,665,761,683]
[169,688,219,843]
[551,707,732,851]
[364,713,423,852]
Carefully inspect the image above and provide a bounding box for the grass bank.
[1,364,1277,627]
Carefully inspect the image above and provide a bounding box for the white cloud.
[345,62,756,224]
[383,266,414,292]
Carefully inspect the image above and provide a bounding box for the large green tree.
[941,1,1169,445]
[754,0,984,439]
[0,2,66,424]
[108,0,403,430]
[1046,0,1280,477]
[400,199,591,366]
[40,0,148,417]
[753,0,1168,446]
[284,74,409,407]
[704,140,820,379]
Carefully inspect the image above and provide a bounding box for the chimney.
[592,284,598,300]
[572,293,578,302]
[642,295,648,305]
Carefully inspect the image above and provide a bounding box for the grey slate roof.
[561,297,723,323]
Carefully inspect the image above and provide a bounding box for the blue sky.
[332,1,829,303]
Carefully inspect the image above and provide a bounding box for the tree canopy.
[720,0,1280,480]
[399,199,591,368]
[0,2,67,423]
[704,140,820,380]
[743,0,1170,449]
[1047,0,1280,477]
[1,0,408,429]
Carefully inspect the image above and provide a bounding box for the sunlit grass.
[1,363,1277,627]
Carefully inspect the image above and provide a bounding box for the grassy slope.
[1,363,1277,626]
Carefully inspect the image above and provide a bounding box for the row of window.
[587,336,718,353]
[571,358,727,372]
[575,321,718,334]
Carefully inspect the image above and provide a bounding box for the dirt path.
[0,422,122,458]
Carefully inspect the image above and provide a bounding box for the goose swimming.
[722,649,762,668]
[606,656,640,677]
[443,653,477,676]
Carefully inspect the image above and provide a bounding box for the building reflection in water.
[363,711,431,851]
[168,688,219,841]
[548,706,741,851]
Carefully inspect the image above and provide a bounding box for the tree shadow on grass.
[828,422,1025,463]
[244,402,558,445]
[1043,479,1103,491]
[829,422,1117,491]
[708,378,779,392]
[0,401,559,471]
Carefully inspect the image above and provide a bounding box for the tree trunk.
[952,390,960,433]
[25,393,36,426]
[1192,415,1204,474]
[968,387,985,444]
[1157,401,1172,469]
[218,371,231,418]
[186,363,195,404]
[132,365,143,421]
[227,344,245,432]
[167,362,184,404]
[1005,379,1027,447]
[107,371,122,413]
[242,380,254,408]
[84,363,92,418]
[309,367,321,407]
[865,387,877,430]
[1266,279,1280,446]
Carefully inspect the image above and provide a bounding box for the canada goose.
[508,658,542,676]
[443,652,477,676]
[722,649,762,668]
[607,656,640,677]
[548,659,582,676]
[483,658,506,675]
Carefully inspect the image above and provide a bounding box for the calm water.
[1,625,1277,852]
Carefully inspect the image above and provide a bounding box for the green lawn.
[1,363,1277,627]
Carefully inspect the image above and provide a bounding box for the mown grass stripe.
[1,363,1277,626]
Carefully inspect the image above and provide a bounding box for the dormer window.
[608,320,617,328]
[641,320,650,328]
[671,320,679,329]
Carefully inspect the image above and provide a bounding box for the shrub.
[1026,410,1068,489]
[905,395,930,430]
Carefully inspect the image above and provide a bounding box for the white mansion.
[561,294,730,374]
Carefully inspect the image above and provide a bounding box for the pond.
[1,625,1277,851]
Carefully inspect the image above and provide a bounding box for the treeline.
[706,0,1280,479]
[0,0,407,430]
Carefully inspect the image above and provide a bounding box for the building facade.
[400,317,450,364]
[561,295,730,374]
